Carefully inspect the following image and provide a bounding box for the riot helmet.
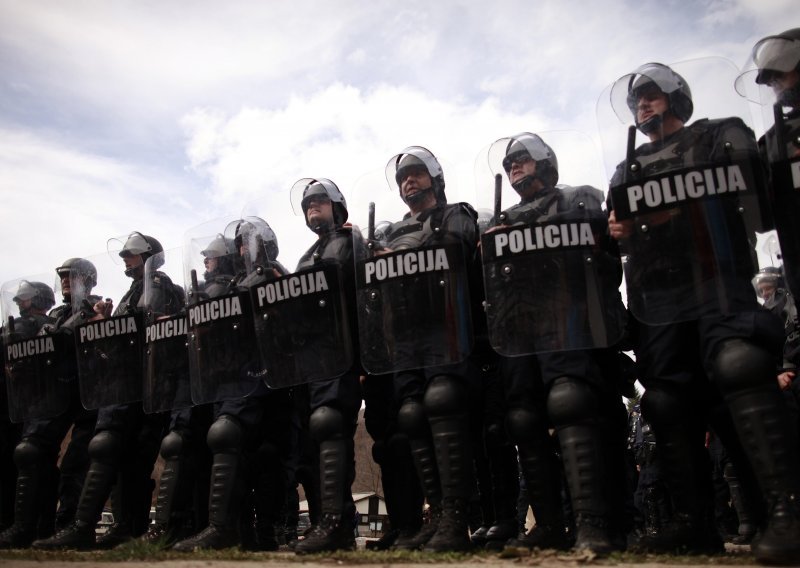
[229,217,279,265]
[753,266,785,301]
[55,258,97,290]
[117,232,164,277]
[386,146,447,206]
[13,280,56,314]
[55,257,97,303]
[291,178,349,232]
[615,63,693,134]
[495,133,559,194]
[201,234,236,279]
[753,28,800,108]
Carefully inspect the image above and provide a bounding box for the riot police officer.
[736,29,800,298]
[482,133,629,553]
[0,261,102,548]
[34,233,181,550]
[172,219,292,552]
[607,62,800,563]
[364,146,481,552]
[280,178,364,554]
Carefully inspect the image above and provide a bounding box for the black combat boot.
[144,444,183,547]
[32,456,118,551]
[726,390,800,563]
[172,453,240,551]
[557,424,614,555]
[0,457,41,548]
[295,436,355,554]
[423,404,474,553]
[393,399,443,551]
[504,444,570,551]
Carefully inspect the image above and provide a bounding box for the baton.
[493,173,502,226]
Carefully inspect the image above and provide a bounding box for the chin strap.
[637,113,664,135]
[401,185,434,206]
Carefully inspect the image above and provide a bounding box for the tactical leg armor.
[392,397,442,550]
[547,377,613,554]
[32,430,122,550]
[423,375,474,552]
[0,440,46,548]
[295,406,355,554]
[172,416,242,552]
[713,339,800,564]
[504,406,570,551]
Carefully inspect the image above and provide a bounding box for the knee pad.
[309,406,344,443]
[397,398,428,438]
[712,339,776,397]
[206,415,243,454]
[546,376,596,427]
[423,374,466,418]
[13,438,45,469]
[88,430,122,462]
[505,406,547,445]
[159,430,184,461]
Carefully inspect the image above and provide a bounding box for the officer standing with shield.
[34,233,182,550]
[265,178,363,554]
[0,261,102,548]
[357,146,480,552]
[736,29,800,298]
[481,132,629,553]
[173,218,292,552]
[606,62,800,563]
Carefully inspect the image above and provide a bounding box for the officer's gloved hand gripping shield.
[143,248,192,414]
[597,58,774,324]
[183,217,262,404]
[350,154,474,375]
[476,131,626,355]
[1,273,68,422]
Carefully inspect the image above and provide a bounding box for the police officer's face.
[400,166,433,201]
[204,256,219,272]
[305,195,333,226]
[768,69,799,98]
[508,155,536,186]
[636,90,669,125]
[60,274,71,295]
[758,281,777,301]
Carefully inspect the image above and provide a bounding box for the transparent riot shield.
[183,217,263,404]
[736,35,800,297]
[251,264,353,387]
[74,250,145,410]
[476,131,626,354]
[354,230,473,375]
[143,249,191,414]
[1,275,69,422]
[597,57,771,324]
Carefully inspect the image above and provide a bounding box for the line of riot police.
[1,29,800,566]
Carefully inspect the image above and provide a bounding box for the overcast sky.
[0,0,794,299]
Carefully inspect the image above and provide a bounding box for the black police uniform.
[386,201,482,552]
[0,298,100,549]
[498,184,630,552]
[33,270,181,549]
[292,227,363,553]
[172,258,292,552]
[610,117,800,556]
